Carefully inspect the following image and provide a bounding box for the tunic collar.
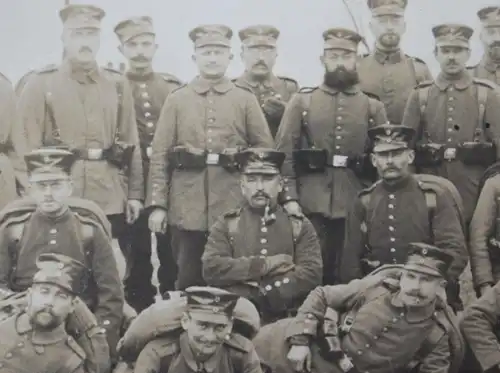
[241,72,281,89]
[126,69,155,82]
[16,312,68,345]
[373,48,404,64]
[191,76,233,94]
[62,59,100,84]
[481,55,500,74]
[390,293,437,323]
[435,71,473,91]
[319,83,360,96]
[380,173,413,192]
[179,332,222,373]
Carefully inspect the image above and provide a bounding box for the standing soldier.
[358,0,433,125]
[233,25,299,137]
[146,25,274,290]
[17,4,144,258]
[402,23,500,224]
[467,6,500,85]
[114,16,181,312]
[275,28,388,285]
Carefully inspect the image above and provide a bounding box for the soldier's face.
[399,270,445,307]
[241,45,277,77]
[193,46,233,79]
[480,27,500,60]
[27,284,74,330]
[370,15,405,48]
[434,46,470,75]
[321,49,357,72]
[29,175,73,215]
[62,27,101,64]
[120,33,158,70]
[181,312,233,358]
[240,173,283,209]
[371,148,414,181]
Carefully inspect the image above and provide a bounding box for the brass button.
[388,204,394,209]
[261,227,268,233]
[260,238,267,244]
[50,229,57,234]
[147,122,154,128]
[50,240,56,245]
[390,248,396,253]
[261,249,268,255]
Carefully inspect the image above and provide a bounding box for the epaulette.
[298,87,317,94]
[363,91,381,101]
[66,336,86,360]
[406,55,426,64]
[473,77,497,89]
[37,64,58,74]
[416,80,433,89]
[224,333,252,353]
[159,73,183,86]
[358,180,380,196]
[223,207,242,218]
[278,76,299,90]
[1,211,32,228]
[234,81,253,93]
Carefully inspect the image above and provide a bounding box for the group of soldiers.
[2,0,500,372]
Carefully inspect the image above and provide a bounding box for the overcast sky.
[2,0,497,85]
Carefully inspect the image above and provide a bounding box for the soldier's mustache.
[79,47,93,53]
[132,55,149,62]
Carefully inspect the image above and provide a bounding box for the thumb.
[306,351,312,372]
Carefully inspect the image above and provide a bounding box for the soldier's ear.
[370,153,377,167]
[181,312,190,330]
[407,149,415,165]
[229,53,234,61]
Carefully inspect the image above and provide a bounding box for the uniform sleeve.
[402,89,423,142]
[275,94,304,202]
[242,346,264,373]
[469,177,497,287]
[116,78,144,201]
[0,223,14,295]
[418,334,450,373]
[460,284,500,372]
[340,197,366,283]
[202,216,267,285]
[483,88,500,159]
[245,93,274,147]
[134,339,164,373]
[145,94,177,210]
[372,99,389,126]
[415,61,433,83]
[433,189,467,280]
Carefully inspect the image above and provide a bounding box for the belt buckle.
[444,148,456,161]
[88,148,103,160]
[146,146,153,158]
[206,153,220,165]
[333,155,348,168]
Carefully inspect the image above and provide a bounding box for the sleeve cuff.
[284,313,318,340]
[249,257,267,278]
[288,335,311,346]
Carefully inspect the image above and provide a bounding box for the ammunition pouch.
[0,142,12,154]
[457,142,496,167]
[415,143,445,168]
[317,308,344,362]
[293,148,328,173]
[258,284,288,315]
[168,147,239,172]
[106,142,136,169]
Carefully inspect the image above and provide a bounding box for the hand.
[287,345,312,372]
[262,96,286,120]
[126,199,143,224]
[283,201,303,218]
[264,254,294,276]
[480,284,492,296]
[149,208,167,233]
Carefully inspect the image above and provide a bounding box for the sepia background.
[2,0,497,86]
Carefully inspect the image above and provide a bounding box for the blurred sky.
[1,0,498,85]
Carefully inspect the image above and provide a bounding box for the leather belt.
[74,148,107,161]
[443,147,456,161]
[206,153,220,165]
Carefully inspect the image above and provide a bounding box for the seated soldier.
[254,243,463,373]
[202,148,322,323]
[0,253,100,373]
[133,286,263,373]
[0,146,125,362]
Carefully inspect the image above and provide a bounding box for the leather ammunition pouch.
[169,147,239,172]
[457,142,496,167]
[415,143,445,168]
[73,142,135,170]
[257,284,288,315]
[317,308,344,362]
[293,148,328,173]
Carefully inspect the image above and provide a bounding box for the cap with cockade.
[189,24,233,48]
[368,123,415,153]
[432,23,474,48]
[478,6,500,28]
[33,253,87,295]
[114,16,155,43]
[403,243,453,278]
[185,286,239,323]
[239,25,280,47]
[235,148,285,175]
[367,0,407,16]
[25,146,77,176]
[323,28,362,52]
[59,4,105,30]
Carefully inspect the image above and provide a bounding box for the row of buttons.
[137,83,156,129]
[387,194,397,263]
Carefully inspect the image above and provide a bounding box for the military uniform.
[202,149,322,322]
[134,287,263,373]
[0,147,124,360]
[114,16,181,312]
[402,23,500,223]
[467,6,500,85]
[233,25,299,137]
[341,125,466,286]
[275,28,388,285]
[287,244,455,373]
[358,0,432,125]
[146,25,274,290]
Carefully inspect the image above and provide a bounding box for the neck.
[246,71,271,82]
[39,205,69,219]
[129,64,153,76]
[200,73,225,82]
[67,58,96,72]
[442,69,466,81]
[375,42,400,53]
[382,172,411,188]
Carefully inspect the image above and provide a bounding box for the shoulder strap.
[289,216,303,241]
[114,79,125,141]
[367,96,377,126]
[44,86,62,146]
[300,91,315,148]
[227,214,240,238]
[406,57,418,84]
[157,340,181,372]
[416,182,437,240]
[477,83,488,137]
[418,85,431,140]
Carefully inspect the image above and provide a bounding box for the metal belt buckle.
[338,355,354,372]
[146,146,153,158]
[206,153,220,165]
[332,155,348,168]
[87,148,103,160]
[444,148,456,161]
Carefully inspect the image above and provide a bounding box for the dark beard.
[324,67,359,91]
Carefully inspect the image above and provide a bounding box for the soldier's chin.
[380,34,400,48]
[32,312,59,329]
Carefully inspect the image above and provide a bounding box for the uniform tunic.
[275,84,387,219]
[402,72,500,221]
[17,60,144,215]
[0,312,85,373]
[358,49,432,124]
[341,175,466,283]
[146,76,274,232]
[468,57,500,85]
[287,279,450,373]
[202,205,322,310]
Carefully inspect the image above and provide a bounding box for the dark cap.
[189,24,233,48]
[368,0,407,16]
[59,4,105,29]
[404,243,453,278]
[323,28,362,52]
[33,253,87,295]
[185,286,239,323]
[478,6,500,27]
[235,148,285,175]
[368,123,415,152]
[25,146,77,179]
[114,16,154,43]
[239,25,280,47]
[432,23,473,48]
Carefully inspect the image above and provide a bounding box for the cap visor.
[243,168,280,175]
[188,310,231,324]
[373,144,407,153]
[404,264,441,278]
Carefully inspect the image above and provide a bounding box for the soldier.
[233,25,299,137]
[402,23,500,224]
[275,27,388,285]
[114,16,181,312]
[202,148,322,323]
[134,286,263,373]
[17,4,144,260]
[146,24,274,290]
[467,6,500,85]
[0,146,124,362]
[285,243,460,373]
[358,0,433,125]
[340,124,467,310]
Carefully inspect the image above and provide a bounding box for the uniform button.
[144,102,151,108]
[145,112,151,117]
[139,83,146,89]
[336,126,342,130]
[392,259,397,263]
[151,200,156,204]
[303,329,310,333]
[208,100,214,104]
[103,320,111,326]
[0,363,3,368]
[335,146,340,150]
[383,327,388,332]
[261,249,268,255]
[390,238,396,242]
[17,342,24,347]
[388,204,394,209]
[389,226,395,231]
[357,350,363,355]
[5,352,12,359]
[373,335,379,340]
[448,107,454,112]
[261,227,268,233]
[274,281,282,287]
[147,122,154,128]
[260,238,267,244]
[283,277,290,284]
[365,344,370,348]
[390,248,396,253]
[141,92,149,98]
[389,194,395,199]
[338,107,343,111]
[307,313,314,319]
[448,87,454,92]
[448,128,453,132]
[337,116,342,121]
[389,215,394,220]
[50,229,57,234]
[400,312,404,317]
[448,97,454,101]
[284,187,289,192]
[208,139,212,143]
[447,118,453,122]
[447,139,452,142]
[336,136,342,140]
[392,317,398,322]
[265,285,272,291]
[286,196,291,200]
[50,240,56,245]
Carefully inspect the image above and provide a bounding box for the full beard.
[324,66,360,91]
[488,42,500,62]
[29,307,63,330]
